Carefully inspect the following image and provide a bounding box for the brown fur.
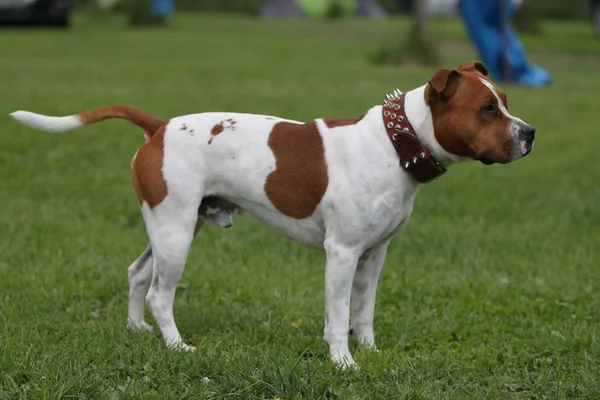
[264,121,328,219]
[323,115,365,128]
[426,62,513,163]
[130,124,168,208]
[78,105,165,140]
[210,123,224,136]
[209,119,237,144]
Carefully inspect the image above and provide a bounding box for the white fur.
[10,111,84,133]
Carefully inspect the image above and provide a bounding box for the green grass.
[1,11,599,399]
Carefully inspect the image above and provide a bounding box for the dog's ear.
[428,68,461,102]
[457,61,488,76]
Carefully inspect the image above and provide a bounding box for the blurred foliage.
[528,0,590,21]
[127,0,169,25]
[76,0,593,21]
[514,0,543,34]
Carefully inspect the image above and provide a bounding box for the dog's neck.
[402,84,468,168]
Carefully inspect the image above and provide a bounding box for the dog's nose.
[520,124,536,141]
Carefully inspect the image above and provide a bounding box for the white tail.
[10,111,84,133]
[10,105,166,138]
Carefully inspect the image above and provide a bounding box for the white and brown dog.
[10,61,535,368]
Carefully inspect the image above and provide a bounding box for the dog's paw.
[127,320,154,333]
[331,352,358,370]
[334,357,360,371]
[357,339,378,352]
[168,342,197,352]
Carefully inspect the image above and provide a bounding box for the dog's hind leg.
[126,219,205,333]
[127,245,154,332]
[143,197,200,351]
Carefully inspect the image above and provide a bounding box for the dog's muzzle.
[479,122,536,165]
[516,123,536,158]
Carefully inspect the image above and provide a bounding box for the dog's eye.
[481,104,498,114]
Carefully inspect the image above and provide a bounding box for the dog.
[10,61,535,368]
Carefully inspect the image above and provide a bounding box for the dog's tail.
[10,105,166,138]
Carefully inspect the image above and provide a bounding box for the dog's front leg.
[350,241,389,350]
[323,240,363,369]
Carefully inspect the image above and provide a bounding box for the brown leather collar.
[382,90,447,183]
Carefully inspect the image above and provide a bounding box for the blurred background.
[1,0,599,398]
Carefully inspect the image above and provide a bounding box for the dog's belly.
[206,196,326,249]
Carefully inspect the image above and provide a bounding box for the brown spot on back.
[179,124,188,131]
[264,121,328,219]
[209,119,237,144]
[131,124,168,208]
[211,123,224,136]
[322,115,365,129]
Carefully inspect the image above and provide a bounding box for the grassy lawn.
[1,11,599,399]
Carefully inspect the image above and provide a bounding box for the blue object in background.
[457,0,551,87]
[151,0,173,18]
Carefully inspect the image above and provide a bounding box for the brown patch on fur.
[322,115,365,128]
[130,160,143,204]
[458,62,508,109]
[458,61,488,76]
[130,124,168,208]
[211,123,224,136]
[225,118,237,130]
[264,121,328,219]
[78,105,165,140]
[425,62,513,163]
[179,124,188,131]
[209,119,237,144]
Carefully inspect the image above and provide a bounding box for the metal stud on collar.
[403,161,410,169]
[384,88,403,103]
[386,122,394,128]
[395,125,402,132]
[384,110,390,116]
[390,113,397,119]
[397,116,404,122]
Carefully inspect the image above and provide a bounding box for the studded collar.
[382,90,447,183]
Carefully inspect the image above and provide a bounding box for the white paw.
[127,320,154,333]
[331,352,358,370]
[357,338,379,352]
[168,342,196,352]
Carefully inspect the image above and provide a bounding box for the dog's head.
[426,61,535,165]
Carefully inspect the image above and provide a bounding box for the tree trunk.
[415,0,428,43]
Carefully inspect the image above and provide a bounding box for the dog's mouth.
[520,139,534,157]
[480,156,495,165]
